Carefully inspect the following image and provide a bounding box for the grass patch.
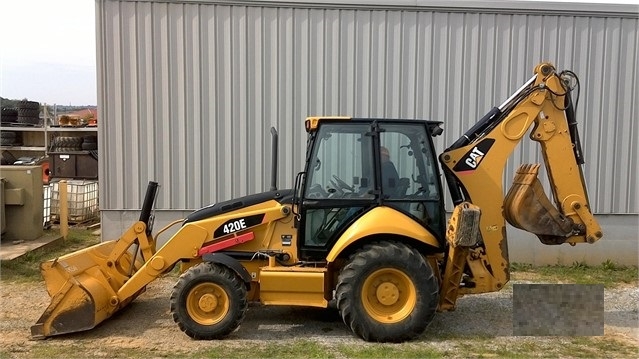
[479,336,637,358]
[17,336,639,359]
[18,335,639,359]
[26,343,155,359]
[0,229,99,282]
[25,340,335,359]
[198,340,332,359]
[511,261,638,288]
[337,343,443,358]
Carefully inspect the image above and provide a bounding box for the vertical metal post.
[60,180,68,240]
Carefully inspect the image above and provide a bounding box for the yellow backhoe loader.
[32,62,602,342]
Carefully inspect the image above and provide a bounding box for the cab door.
[377,122,446,240]
[299,122,375,259]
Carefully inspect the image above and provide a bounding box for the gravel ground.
[0,276,637,358]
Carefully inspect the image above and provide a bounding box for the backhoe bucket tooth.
[504,164,574,244]
[31,241,143,339]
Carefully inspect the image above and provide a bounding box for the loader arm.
[438,63,602,297]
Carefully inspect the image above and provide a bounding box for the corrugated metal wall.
[96,0,638,215]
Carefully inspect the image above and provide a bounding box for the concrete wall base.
[507,214,638,266]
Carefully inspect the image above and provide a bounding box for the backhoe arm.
[438,63,603,296]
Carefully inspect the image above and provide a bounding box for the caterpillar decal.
[453,138,495,172]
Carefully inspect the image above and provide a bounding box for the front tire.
[335,241,439,342]
[170,262,247,340]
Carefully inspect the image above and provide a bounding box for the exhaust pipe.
[139,181,159,234]
[270,127,278,191]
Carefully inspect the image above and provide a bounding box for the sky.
[0,0,636,108]
[0,0,96,106]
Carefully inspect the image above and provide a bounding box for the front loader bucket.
[32,181,159,339]
[504,164,574,244]
[31,240,143,339]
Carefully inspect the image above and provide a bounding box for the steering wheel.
[332,175,355,192]
[306,184,328,199]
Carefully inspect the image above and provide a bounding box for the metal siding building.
[96,0,638,264]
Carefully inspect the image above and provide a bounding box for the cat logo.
[453,139,495,173]
[465,147,485,169]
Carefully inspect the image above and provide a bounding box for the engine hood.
[183,189,294,224]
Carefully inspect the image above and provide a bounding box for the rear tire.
[170,262,247,340]
[335,241,439,342]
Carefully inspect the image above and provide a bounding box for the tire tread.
[170,263,248,340]
[336,241,439,342]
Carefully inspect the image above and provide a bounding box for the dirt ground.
[0,276,637,358]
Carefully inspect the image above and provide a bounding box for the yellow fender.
[326,206,440,262]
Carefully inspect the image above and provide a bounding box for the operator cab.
[295,117,446,260]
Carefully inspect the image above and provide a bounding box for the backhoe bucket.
[31,238,144,339]
[504,164,574,244]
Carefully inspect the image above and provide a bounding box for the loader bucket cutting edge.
[31,282,97,339]
[504,164,574,242]
[31,241,143,339]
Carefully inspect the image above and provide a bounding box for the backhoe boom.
[439,62,603,296]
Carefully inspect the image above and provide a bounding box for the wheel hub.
[376,282,399,306]
[361,268,417,323]
[198,293,218,312]
[186,282,230,325]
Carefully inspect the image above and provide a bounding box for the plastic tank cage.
[43,184,52,228]
[50,180,99,224]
